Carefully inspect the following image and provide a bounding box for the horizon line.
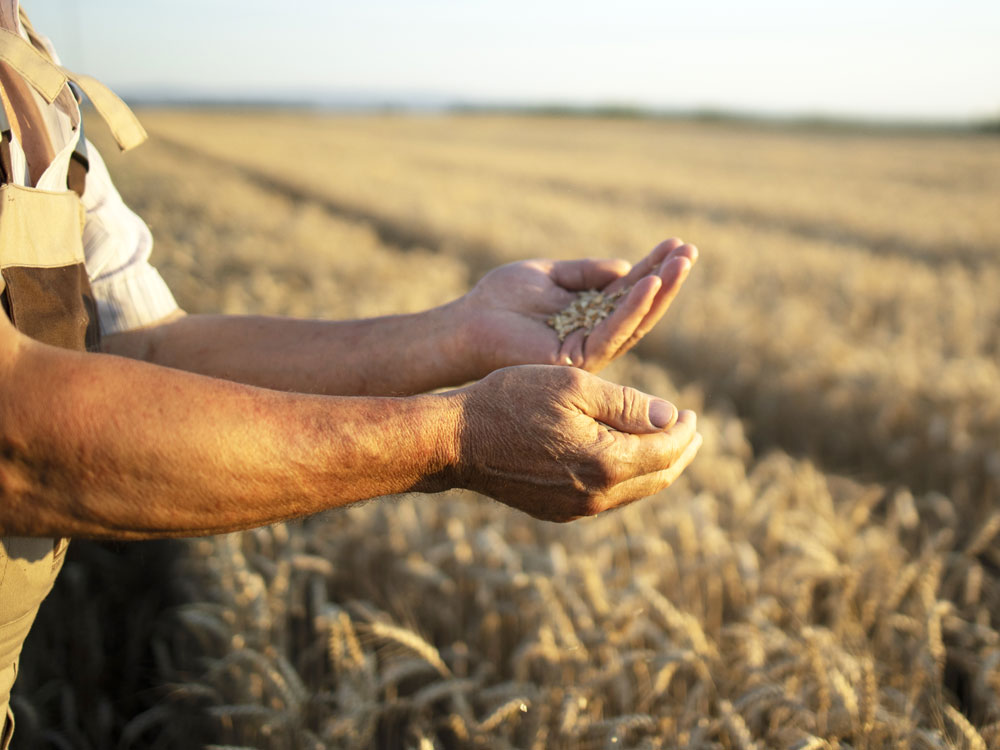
[115,91,999,133]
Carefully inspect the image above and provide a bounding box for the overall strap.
[0,26,63,102]
[62,70,147,152]
[9,10,147,152]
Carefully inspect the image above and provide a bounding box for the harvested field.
[11,113,1000,749]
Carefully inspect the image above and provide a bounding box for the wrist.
[431,295,489,384]
[409,389,467,494]
[449,292,500,380]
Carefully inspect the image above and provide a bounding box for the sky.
[27,0,1000,123]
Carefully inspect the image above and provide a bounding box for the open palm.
[461,238,698,375]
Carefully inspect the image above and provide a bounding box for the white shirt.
[81,141,180,334]
[1,5,179,335]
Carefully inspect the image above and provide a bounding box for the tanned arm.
[1,311,701,539]
[0,312,458,539]
[101,301,480,397]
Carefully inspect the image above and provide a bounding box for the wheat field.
[11,112,1000,749]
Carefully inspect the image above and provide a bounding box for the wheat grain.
[639,581,715,658]
[558,692,588,738]
[965,513,1000,557]
[805,632,832,736]
[978,722,1000,746]
[548,287,632,341]
[439,711,469,742]
[367,621,451,678]
[340,612,366,670]
[943,704,987,750]
[533,577,586,653]
[859,656,877,739]
[961,563,984,608]
[733,683,785,715]
[927,602,949,682]
[829,668,859,734]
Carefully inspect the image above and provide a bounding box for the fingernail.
[649,399,676,428]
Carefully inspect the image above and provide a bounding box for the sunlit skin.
[0,238,701,538]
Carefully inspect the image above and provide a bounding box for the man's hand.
[460,238,698,376]
[448,365,701,522]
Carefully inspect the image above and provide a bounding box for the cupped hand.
[460,238,697,376]
[450,365,702,522]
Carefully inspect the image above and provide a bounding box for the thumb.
[582,379,678,434]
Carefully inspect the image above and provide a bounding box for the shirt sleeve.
[80,139,180,335]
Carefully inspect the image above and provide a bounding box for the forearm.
[0,334,459,540]
[103,301,480,396]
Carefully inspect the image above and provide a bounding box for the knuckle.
[556,364,588,392]
[620,386,645,424]
[564,364,587,384]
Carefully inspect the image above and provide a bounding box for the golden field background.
[11,112,1000,749]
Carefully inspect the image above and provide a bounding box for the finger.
[641,412,700,470]
[582,275,661,367]
[558,328,587,367]
[550,258,631,291]
[604,237,685,294]
[611,253,694,359]
[595,431,703,514]
[574,371,681,434]
[620,409,699,473]
[673,243,699,265]
[654,244,697,295]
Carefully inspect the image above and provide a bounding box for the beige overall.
[0,13,146,746]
